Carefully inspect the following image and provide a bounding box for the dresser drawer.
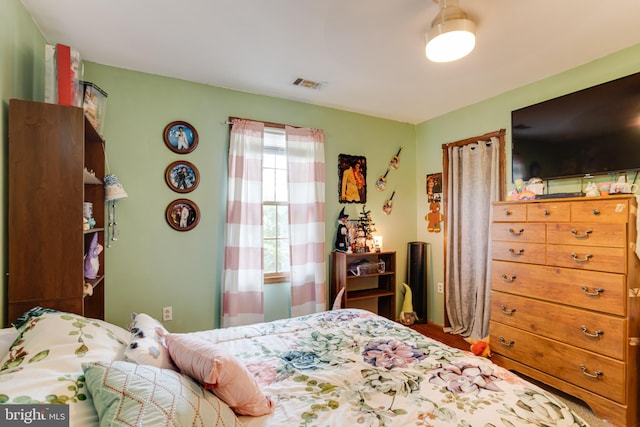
[493,203,526,222]
[490,322,626,403]
[546,244,626,273]
[491,261,625,316]
[571,199,629,224]
[490,292,625,359]
[491,223,545,243]
[546,223,626,247]
[491,241,545,265]
[527,202,570,222]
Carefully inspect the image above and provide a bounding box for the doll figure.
[84,233,103,279]
[334,208,349,251]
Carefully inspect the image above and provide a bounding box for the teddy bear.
[425,202,443,233]
[124,312,175,370]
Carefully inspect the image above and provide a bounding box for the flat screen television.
[511,71,640,182]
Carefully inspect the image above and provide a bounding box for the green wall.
[414,43,640,325]
[3,0,640,330]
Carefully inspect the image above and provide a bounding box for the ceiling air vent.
[292,78,322,89]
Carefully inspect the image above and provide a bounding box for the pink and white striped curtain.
[285,126,326,317]
[222,119,265,327]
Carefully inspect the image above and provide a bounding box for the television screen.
[511,71,640,182]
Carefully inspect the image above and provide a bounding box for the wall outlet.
[162,306,173,321]
[437,282,444,294]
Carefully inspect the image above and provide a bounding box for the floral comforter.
[192,309,588,427]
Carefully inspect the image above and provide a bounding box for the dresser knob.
[581,285,604,297]
[509,248,525,256]
[501,274,517,283]
[571,253,593,263]
[499,336,515,347]
[592,209,600,216]
[580,325,604,339]
[543,210,550,216]
[505,210,512,216]
[508,228,525,236]
[500,305,516,315]
[580,364,603,379]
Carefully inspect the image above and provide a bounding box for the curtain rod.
[227,116,290,129]
[442,128,506,149]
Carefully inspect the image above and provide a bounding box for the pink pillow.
[165,333,274,416]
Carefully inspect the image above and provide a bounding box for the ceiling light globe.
[426,18,476,62]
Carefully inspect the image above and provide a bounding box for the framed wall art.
[338,154,366,204]
[165,160,199,193]
[166,198,200,231]
[163,120,198,154]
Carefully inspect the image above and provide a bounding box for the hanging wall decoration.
[164,121,198,154]
[389,146,403,169]
[376,168,390,191]
[338,154,367,204]
[166,198,200,231]
[165,160,199,193]
[425,172,444,232]
[382,190,396,215]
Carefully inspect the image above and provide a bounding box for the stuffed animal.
[465,336,491,358]
[398,283,418,325]
[124,313,175,370]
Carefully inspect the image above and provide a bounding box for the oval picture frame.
[163,121,198,154]
[165,160,199,193]
[166,198,200,231]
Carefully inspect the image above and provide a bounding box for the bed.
[0,307,589,426]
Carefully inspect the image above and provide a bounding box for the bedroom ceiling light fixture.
[425,0,476,63]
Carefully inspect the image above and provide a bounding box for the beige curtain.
[443,131,505,339]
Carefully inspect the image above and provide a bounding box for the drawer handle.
[509,248,525,256]
[592,209,600,216]
[571,253,593,263]
[580,325,604,339]
[581,285,604,297]
[580,364,603,379]
[571,229,593,239]
[500,305,516,315]
[508,228,525,236]
[505,210,512,216]
[499,336,515,347]
[543,210,550,216]
[501,273,517,283]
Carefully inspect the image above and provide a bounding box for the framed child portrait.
[164,120,198,154]
[166,199,200,231]
[165,160,199,193]
[338,154,366,204]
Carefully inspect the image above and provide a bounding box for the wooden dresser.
[490,195,639,427]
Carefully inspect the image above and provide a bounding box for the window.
[263,128,290,283]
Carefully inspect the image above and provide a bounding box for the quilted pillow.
[0,308,130,426]
[83,360,242,427]
[165,333,274,416]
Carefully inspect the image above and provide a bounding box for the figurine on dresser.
[84,233,103,279]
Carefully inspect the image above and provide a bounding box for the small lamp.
[425,0,476,63]
[373,236,383,252]
[104,174,128,246]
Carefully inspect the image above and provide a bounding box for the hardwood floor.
[409,322,469,351]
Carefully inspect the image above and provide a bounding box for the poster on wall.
[338,154,367,204]
[426,172,442,203]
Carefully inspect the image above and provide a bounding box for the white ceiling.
[20,0,640,124]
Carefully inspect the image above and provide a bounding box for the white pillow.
[0,308,129,426]
[0,327,19,360]
[124,312,174,369]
